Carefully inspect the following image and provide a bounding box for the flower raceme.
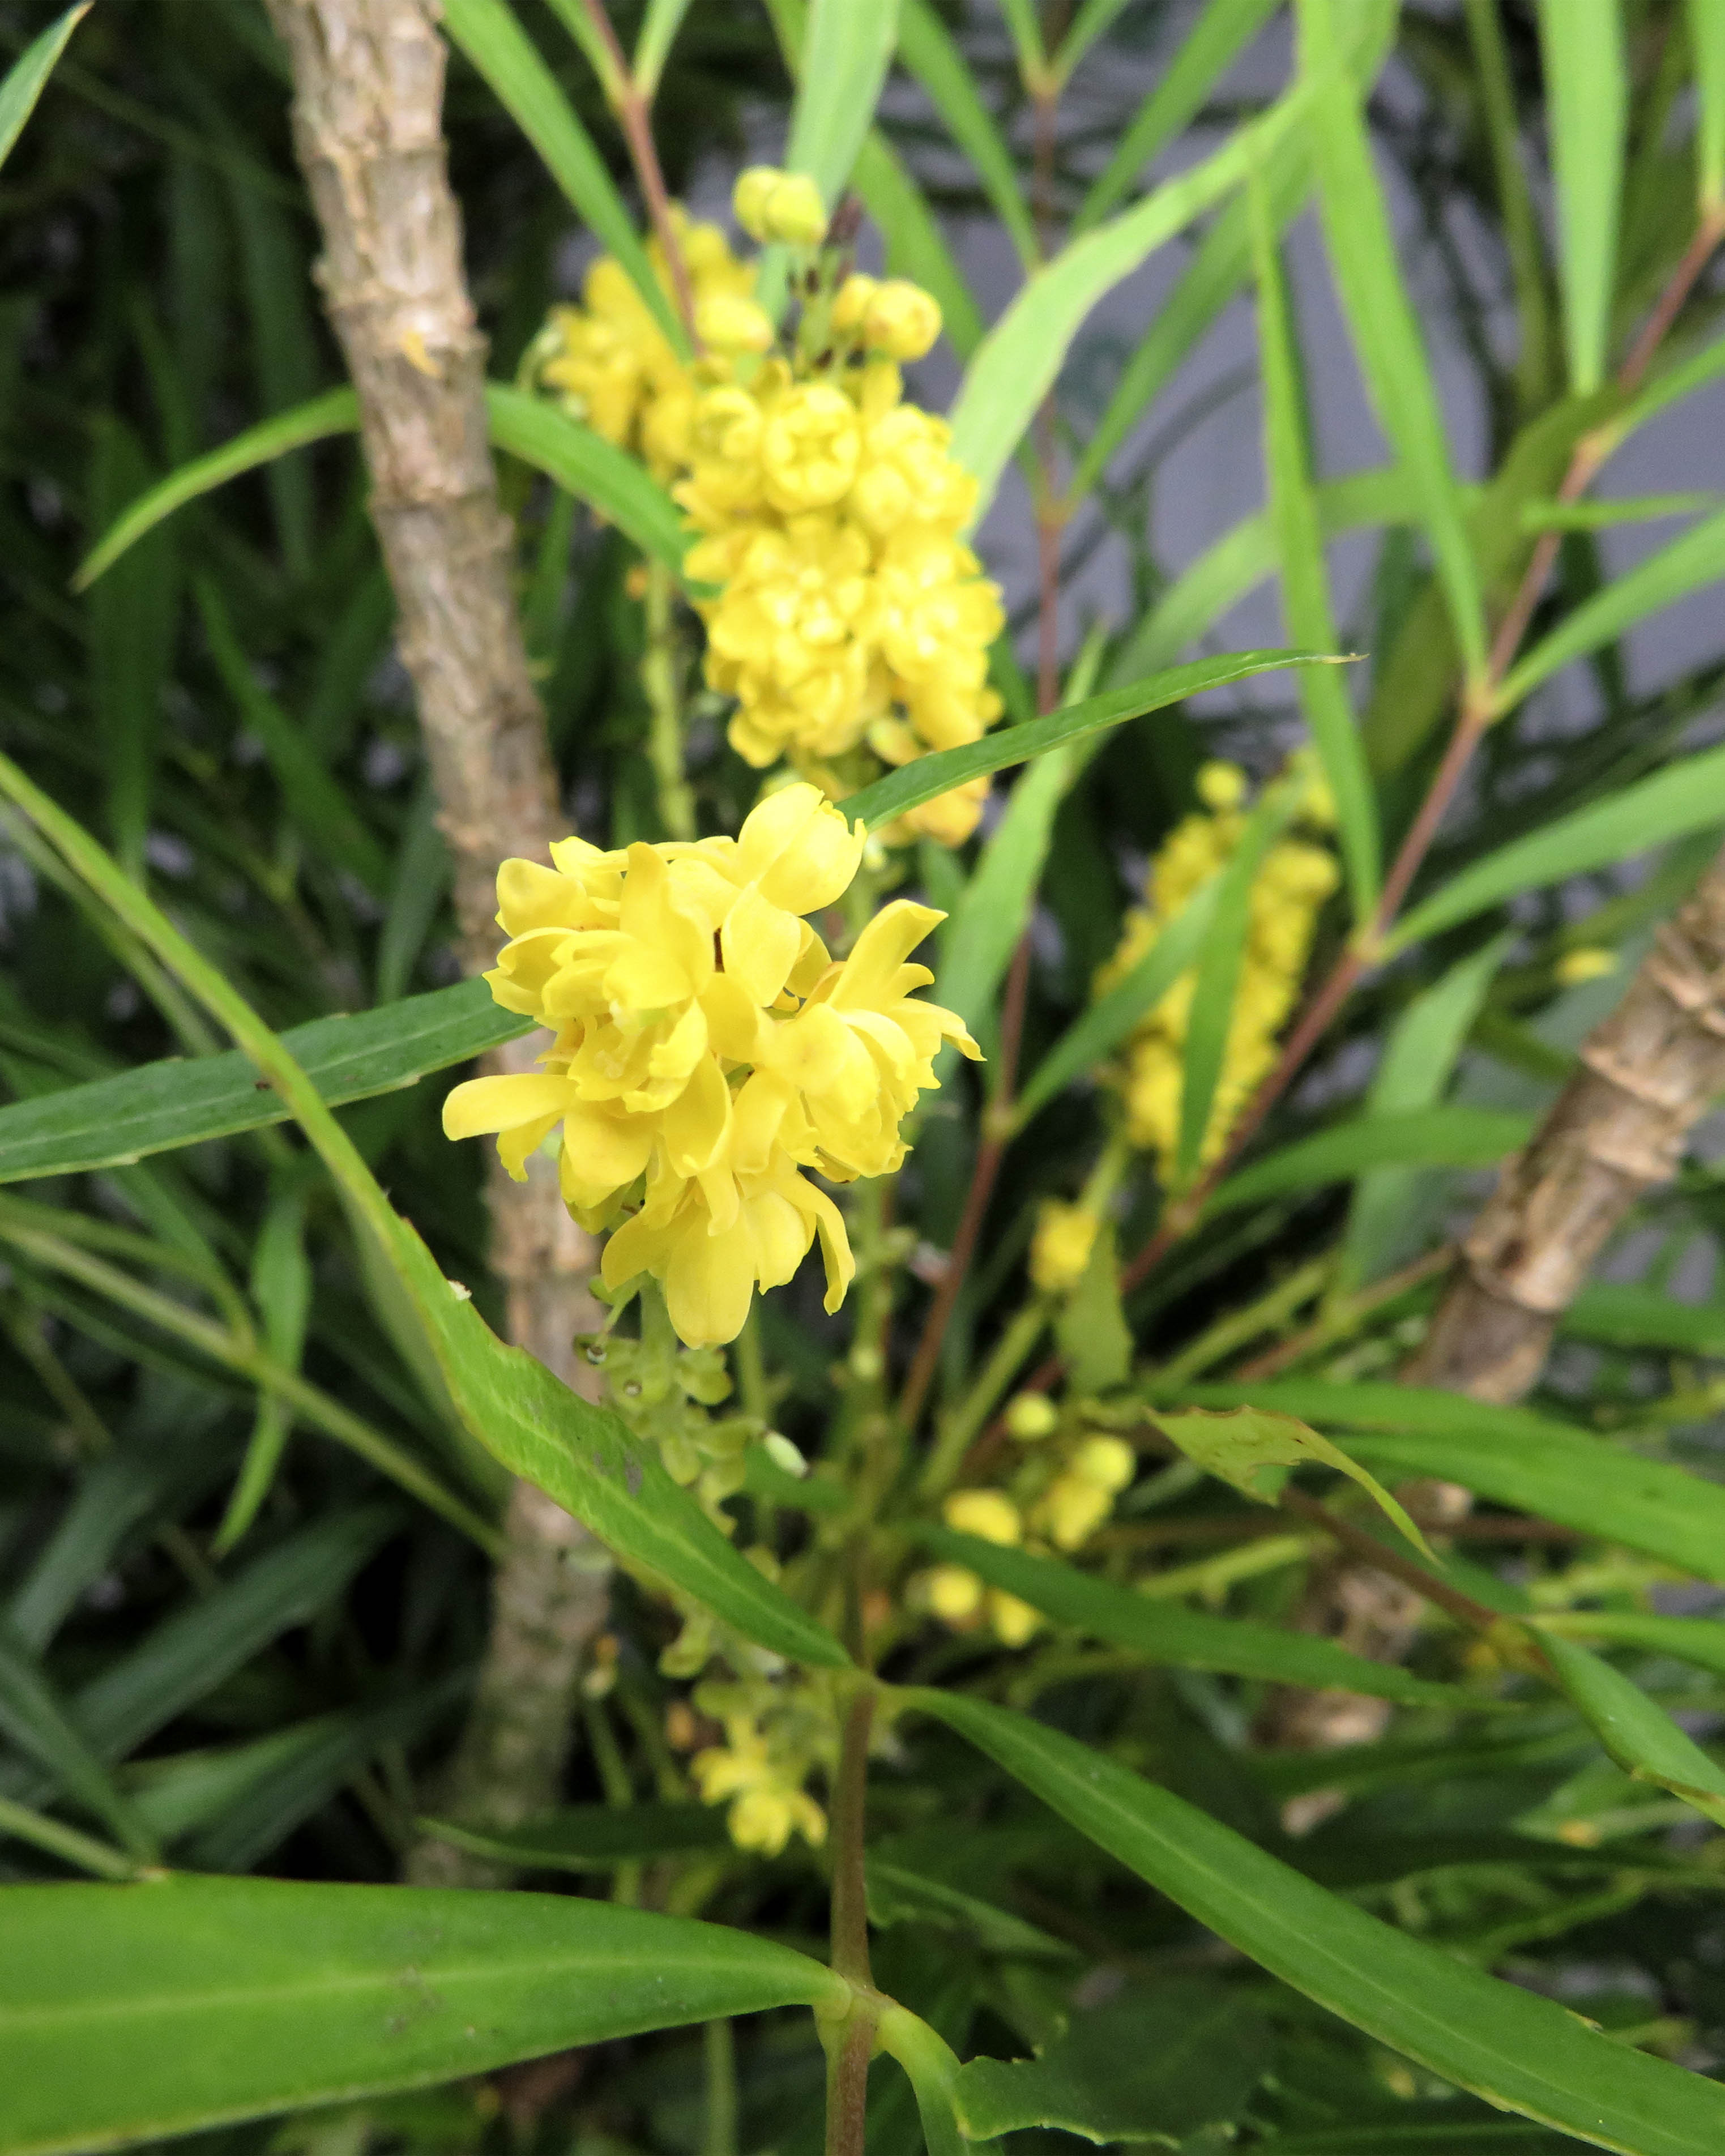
[442,785,980,1348]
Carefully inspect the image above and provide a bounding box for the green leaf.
[1520,492,1722,531]
[913,1690,1725,2156]
[898,0,1036,267]
[1177,781,1300,1181]
[1535,0,1626,394]
[1074,0,1280,231]
[953,1979,1271,2147]
[1168,1378,1725,1585]
[0,1628,157,1860]
[1295,0,1487,681]
[1014,874,1220,1129]
[1539,1633,1725,1827]
[839,651,1335,832]
[1561,1282,1725,1357]
[784,0,899,210]
[485,386,688,575]
[0,4,88,173]
[1208,1104,1532,1218]
[1536,1608,1725,1683]
[1143,1404,1433,1556]
[1341,935,1514,1287]
[416,1801,729,1873]
[1055,1228,1133,1394]
[911,1528,1476,1707]
[0,979,532,1186]
[866,1859,1075,1961]
[1386,738,1725,953]
[1050,0,1141,87]
[1249,170,1378,921]
[632,0,695,95]
[439,0,684,352]
[936,751,1070,1048]
[0,1875,848,2155]
[1690,0,1725,211]
[72,388,360,592]
[1494,505,1725,713]
[949,96,1305,522]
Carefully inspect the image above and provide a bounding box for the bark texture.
[1407,843,1725,1398]
[263,0,609,1884]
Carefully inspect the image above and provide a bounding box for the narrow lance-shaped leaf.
[912,1527,1474,1707]
[1143,1404,1433,1556]
[0,1876,847,2156]
[0,977,532,1186]
[949,90,1307,523]
[1691,0,1725,212]
[0,3,89,174]
[1386,737,1725,952]
[914,1690,1725,2156]
[1536,1607,1725,1684]
[1176,780,1299,1181]
[898,0,1037,267]
[839,651,1339,833]
[1074,0,1280,231]
[1535,0,1625,395]
[936,749,1070,1055]
[1206,1104,1532,1217]
[1294,0,1487,681]
[1014,873,1220,1128]
[0,1628,158,1860]
[440,0,685,352]
[1167,1377,1725,1586]
[1249,165,1378,921]
[1539,1633,1725,1829]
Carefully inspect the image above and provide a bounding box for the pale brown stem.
[263,0,609,1885]
[578,0,700,343]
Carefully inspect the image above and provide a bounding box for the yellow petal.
[442,1072,574,1140]
[829,900,942,1009]
[496,857,590,936]
[701,974,770,1062]
[737,782,866,914]
[663,1052,733,1176]
[665,1213,757,1346]
[720,881,802,1006]
[557,1105,654,1211]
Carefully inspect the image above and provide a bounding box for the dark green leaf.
[0,1875,846,2154]
[417,1801,730,1873]
[1561,1282,1725,1357]
[0,1629,157,1860]
[915,1690,1725,2156]
[0,5,88,172]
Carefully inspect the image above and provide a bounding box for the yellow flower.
[1030,1200,1098,1295]
[862,279,943,361]
[1555,945,1617,985]
[943,1488,1022,1544]
[1004,1392,1059,1441]
[443,784,979,1347]
[692,1715,827,1855]
[921,1563,984,1624]
[733,165,827,247]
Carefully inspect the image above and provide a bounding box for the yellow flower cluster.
[528,172,1006,847]
[443,785,979,1348]
[1099,762,1339,1179]
[1030,1198,1099,1295]
[686,1677,835,1856]
[916,1430,1137,1648]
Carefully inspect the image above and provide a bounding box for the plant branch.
[579,0,699,343]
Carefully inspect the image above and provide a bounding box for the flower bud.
[1196,760,1246,812]
[733,165,783,241]
[695,292,775,354]
[863,279,943,360]
[831,272,878,335]
[1005,1391,1059,1442]
[943,1488,1023,1546]
[762,172,829,246]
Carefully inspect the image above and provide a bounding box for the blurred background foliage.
[5,3,1725,2153]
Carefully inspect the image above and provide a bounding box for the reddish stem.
[579,0,701,346]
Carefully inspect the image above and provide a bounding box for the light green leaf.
[485,385,688,573]
[1386,739,1725,952]
[0,979,531,1186]
[417,1801,730,1873]
[1561,1282,1725,1358]
[784,0,899,209]
[912,1527,1475,1707]
[1295,0,1487,680]
[1013,873,1220,1129]
[1177,780,1301,1180]
[1521,492,1721,531]
[1056,1228,1133,1394]
[0,1875,847,2156]
[1539,1633,1725,1827]
[1075,0,1280,230]
[1143,1404,1433,1557]
[1050,0,1141,88]
[914,1690,1725,2156]
[1209,1104,1532,1217]
[1168,1378,1725,1585]
[440,0,683,350]
[949,95,1305,522]
[1495,506,1725,712]
[1105,468,1411,683]
[876,2008,969,2156]
[1535,0,1625,395]
[936,751,1069,1048]
[953,1979,1271,2147]
[1536,1608,1725,1683]
[540,0,624,100]
[0,4,88,173]
[632,0,695,95]
[0,1629,157,1861]
[1342,934,1513,1286]
[995,0,1047,80]
[898,0,1037,266]
[1249,169,1378,921]
[1691,0,1725,211]
[839,651,1336,836]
